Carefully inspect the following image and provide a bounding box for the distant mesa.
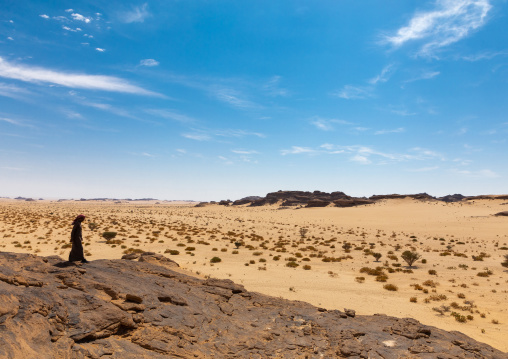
[197,191,508,209]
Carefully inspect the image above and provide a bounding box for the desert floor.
[1,198,507,351]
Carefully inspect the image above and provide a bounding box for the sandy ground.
[1,198,507,351]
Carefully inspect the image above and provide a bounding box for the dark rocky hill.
[1,252,506,358]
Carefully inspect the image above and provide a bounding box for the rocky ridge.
[1,252,506,358]
[208,191,505,208]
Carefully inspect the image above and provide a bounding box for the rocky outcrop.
[334,199,375,207]
[438,194,466,202]
[369,193,435,201]
[0,252,506,358]
[495,211,508,217]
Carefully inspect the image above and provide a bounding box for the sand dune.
[1,197,507,351]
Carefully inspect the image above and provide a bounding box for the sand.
[1,197,507,351]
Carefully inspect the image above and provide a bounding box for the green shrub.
[383,284,398,291]
[102,232,117,240]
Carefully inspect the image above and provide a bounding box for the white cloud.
[461,50,508,61]
[0,57,159,96]
[63,26,82,32]
[351,155,371,164]
[120,3,151,23]
[212,87,258,109]
[264,76,289,97]
[231,149,259,155]
[95,48,105,52]
[182,133,212,141]
[145,109,195,123]
[407,166,439,172]
[0,82,31,100]
[385,0,492,56]
[310,117,352,131]
[71,13,91,23]
[140,59,159,67]
[404,71,440,84]
[281,146,316,155]
[452,168,499,178]
[40,14,49,19]
[65,9,74,13]
[391,109,417,116]
[369,64,396,84]
[332,85,373,100]
[375,127,405,135]
[0,117,34,128]
[214,129,265,138]
[7,37,13,41]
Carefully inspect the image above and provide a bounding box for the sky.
[1,0,507,201]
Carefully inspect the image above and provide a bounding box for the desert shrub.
[477,270,493,277]
[451,312,467,323]
[502,254,508,268]
[102,232,117,240]
[421,259,427,264]
[423,280,438,287]
[303,265,311,270]
[375,275,388,282]
[401,250,421,267]
[249,260,255,264]
[164,249,180,255]
[372,253,382,261]
[185,247,196,251]
[286,261,299,268]
[177,243,185,247]
[253,251,263,256]
[457,293,465,299]
[410,297,417,303]
[355,277,365,283]
[428,269,437,275]
[383,284,398,291]
[210,257,221,263]
[232,250,239,254]
[359,267,384,276]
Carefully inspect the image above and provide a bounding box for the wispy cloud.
[310,116,352,131]
[0,117,35,128]
[95,48,106,52]
[390,109,417,116]
[280,146,317,155]
[403,71,440,84]
[461,50,508,61]
[281,143,444,164]
[145,109,195,123]
[81,102,139,120]
[368,64,396,84]
[139,59,159,67]
[211,86,259,109]
[231,149,259,155]
[384,0,492,56]
[0,82,31,100]
[451,168,499,178]
[407,166,439,172]
[40,14,49,19]
[332,85,374,100]
[375,127,405,135]
[0,57,160,96]
[263,76,289,97]
[182,133,212,141]
[120,3,151,23]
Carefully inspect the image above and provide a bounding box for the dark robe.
[69,222,85,262]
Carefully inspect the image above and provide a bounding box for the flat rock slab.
[0,252,506,359]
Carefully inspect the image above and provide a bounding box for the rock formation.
[1,252,506,358]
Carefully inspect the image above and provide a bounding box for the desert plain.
[1,197,507,352]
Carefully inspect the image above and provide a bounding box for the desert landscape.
[1,192,507,353]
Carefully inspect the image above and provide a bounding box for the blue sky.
[1,0,507,200]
